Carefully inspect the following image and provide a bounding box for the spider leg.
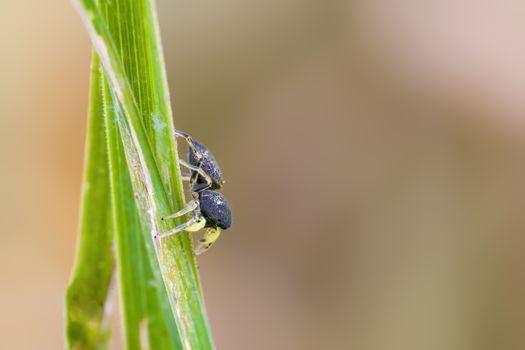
[155,213,206,239]
[175,130,204,161]
[161,200,198,221]
[179,159,213,189]
[195,228,221,255]
[181,173,192,181]
[187,164,212,192]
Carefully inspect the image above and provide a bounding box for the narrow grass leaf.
[103,71,181,350]
[65,52,115,350]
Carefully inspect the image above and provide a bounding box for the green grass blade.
[65,52,115,350]
[103,71,182,350]
[73,0,215,348]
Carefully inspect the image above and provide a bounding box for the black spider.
[155,130,232,254]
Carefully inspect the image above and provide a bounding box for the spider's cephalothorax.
[155,130,232,254]
[175,130,225,192]
[188,140,224,191]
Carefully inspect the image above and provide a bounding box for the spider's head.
[188,140,225,190]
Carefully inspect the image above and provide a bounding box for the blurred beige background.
[1,1,525,349]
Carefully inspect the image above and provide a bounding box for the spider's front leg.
[155,211,206,239]
[161,199,198,221]
[175,130,204,161]
[179,159,213,192]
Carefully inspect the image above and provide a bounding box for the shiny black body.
[177,129,232,232]
[188,140,224,190]
[199,190,232,230]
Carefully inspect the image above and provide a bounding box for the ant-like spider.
[155,130,232,254]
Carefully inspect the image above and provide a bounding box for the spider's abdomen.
[188,140,224,189]
[199,190,232,230]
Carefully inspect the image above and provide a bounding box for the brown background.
[1,1,525,349]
